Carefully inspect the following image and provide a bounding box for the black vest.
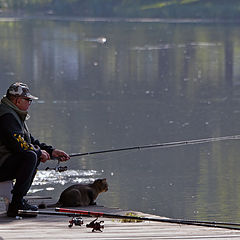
[0,102,31,166]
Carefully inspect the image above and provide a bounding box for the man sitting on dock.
[0,82,70,217]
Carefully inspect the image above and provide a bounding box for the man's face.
[15,97,32,111]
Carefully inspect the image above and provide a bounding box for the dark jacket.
[0,97,54,167]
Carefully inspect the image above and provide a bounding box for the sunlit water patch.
[190,42,222,47]
[84,37,107,44]
[131,43,178,51]
[131,42,221,51]
[32,169,99,187]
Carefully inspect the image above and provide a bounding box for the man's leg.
[0,151,40,217]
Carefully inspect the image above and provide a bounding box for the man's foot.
[22,199,38,211]
[7,199,38,217]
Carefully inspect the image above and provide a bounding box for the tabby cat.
[47,178,108,207]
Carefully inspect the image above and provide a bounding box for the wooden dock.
[1,202,240,239]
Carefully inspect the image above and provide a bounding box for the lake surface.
[1,18,240,222]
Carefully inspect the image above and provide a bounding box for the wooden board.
[1,203,240,239]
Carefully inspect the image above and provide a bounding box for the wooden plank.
[1,203,240,239]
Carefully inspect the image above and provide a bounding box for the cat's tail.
[38,201,62,209]
[47,202,62,208]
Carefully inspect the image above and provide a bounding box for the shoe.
[7,199,38,218]
[22,199,38,211]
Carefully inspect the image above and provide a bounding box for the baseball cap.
[7,82,38,100]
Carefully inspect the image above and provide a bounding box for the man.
[0,82,70,217]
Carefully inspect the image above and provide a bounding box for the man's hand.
[52,149,70,162]
[40,150,51,163]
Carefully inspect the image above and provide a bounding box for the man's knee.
[0,151,39,182]
[20,151,38,167]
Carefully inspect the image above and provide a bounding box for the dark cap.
[7,82,38,100]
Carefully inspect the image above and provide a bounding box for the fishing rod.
[68,134,240,158]
[56,207,240,228]
[55,207,240,231]
[46,134,240,171]
[18,208,240,231]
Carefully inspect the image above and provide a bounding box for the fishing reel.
[86,218,104,232]
[68,217,104,232]
[68,217,84,228]
[45,160,68,172]
[45,166,68,172]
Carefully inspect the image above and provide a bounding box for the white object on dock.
[0,180,13,211]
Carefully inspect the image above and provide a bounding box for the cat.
[46,178,108,208]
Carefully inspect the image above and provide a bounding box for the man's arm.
[30,131,70,162]
[30,135,54,157]
[0,113,42,158]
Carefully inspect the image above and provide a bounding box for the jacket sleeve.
[30,135,54,157]
[0,113,42,158]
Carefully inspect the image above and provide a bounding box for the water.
[1,18,240,222]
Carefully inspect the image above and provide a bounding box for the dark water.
[1,18,240,222]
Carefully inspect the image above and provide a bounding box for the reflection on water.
[131,42,221,51]
[33,169,98,186]
[30,169,100,200]
[1,19,240,222]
